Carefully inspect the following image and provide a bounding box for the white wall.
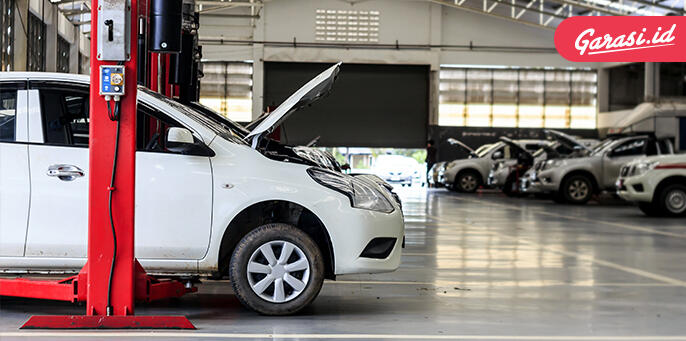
[199,0,599,119]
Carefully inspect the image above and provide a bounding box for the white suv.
[0,65,404,315]
[617,154,686,217]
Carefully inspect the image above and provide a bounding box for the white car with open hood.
[0,63,405,315]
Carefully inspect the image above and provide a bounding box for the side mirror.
[341,163,351,171]
[492,151,504,159]
[166,127,215,157]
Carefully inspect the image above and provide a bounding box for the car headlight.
[632,161,659,176]
[543,159,564,170]
[307,168,395,213]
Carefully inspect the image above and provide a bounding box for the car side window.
[38,86,90,146]
[0,85,17,142]
[137,104,187,153]
[610,139,646,157]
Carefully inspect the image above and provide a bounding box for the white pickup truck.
[617,154,686,217]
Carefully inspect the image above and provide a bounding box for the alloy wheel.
[568,179,589,200]
[460,174,477,192]
[247,240,311,303]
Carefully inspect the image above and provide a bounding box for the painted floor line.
[446,196,686,239]
[2,332,686,340]
[330,280,678,287]
[425,214,686,287]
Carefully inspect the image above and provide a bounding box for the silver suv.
[536,135,675,204]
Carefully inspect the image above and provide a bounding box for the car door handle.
[47,164,85,181]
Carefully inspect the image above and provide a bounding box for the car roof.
[0,72,90,83]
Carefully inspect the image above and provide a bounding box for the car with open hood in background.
[617,154,686,217]
[518,130,599,195]
[487,137,537,196]
[427,138,492,188]
[536,135,674,204]
[441,139,547,193]
[0,63,405,316]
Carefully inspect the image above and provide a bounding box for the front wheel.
[455,171,481,193]
[561,175,593,205]
[229,223,325,315]
[657,184,686,217]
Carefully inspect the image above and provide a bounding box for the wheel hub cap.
[247,240,311,303]
[667,190,686,213]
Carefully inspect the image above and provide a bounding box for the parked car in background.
[442,139,547,193]
[520,130,598,195]
[372,154,420,187]
[536,135,674,205]
[617,154,686,217]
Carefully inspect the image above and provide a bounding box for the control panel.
[100,65,126,97]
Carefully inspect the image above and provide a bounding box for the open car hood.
[246,62,342,145]
[499,136,531,156]
[446,138,476,154]
[544,129,591,152]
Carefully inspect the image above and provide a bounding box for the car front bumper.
[535,169,560,192]
[616,175,653,203]
[313,197,405,276]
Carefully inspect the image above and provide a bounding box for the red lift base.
[0,261,197,329]
[20,315,195,329]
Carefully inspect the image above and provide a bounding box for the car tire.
[561,175,593,205]
[229,223,325,316]
[656,184,686,217]
[455,171,481,193]
[638,202,662,217]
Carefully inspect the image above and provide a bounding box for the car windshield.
[187,102,251,137]
[590,138,617,156]
[139,87,249,146]
[475,142,502,158]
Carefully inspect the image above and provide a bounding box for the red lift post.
[0,0,195,329]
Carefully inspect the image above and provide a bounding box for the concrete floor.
[2,188,686,340]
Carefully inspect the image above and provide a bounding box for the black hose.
[106,101,120,316]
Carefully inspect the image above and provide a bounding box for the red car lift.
[0,0,195,329]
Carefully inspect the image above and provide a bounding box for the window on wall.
[27,12,46,72]
[57,36,70,73]
[199,62,253,122]
[0,0,13,71]
[315,9,380,43]
[439,66,597,129]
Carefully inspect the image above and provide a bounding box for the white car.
[0,65,404,315]
[372,155,419,187]
[442,139,547,193]
[617,154,686,217]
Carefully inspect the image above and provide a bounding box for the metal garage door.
[264,62,429,148]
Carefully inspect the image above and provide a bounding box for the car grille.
[620,165,633,177]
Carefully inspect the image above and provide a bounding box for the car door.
[134,103,213,260]
[0,82,30,257]
[24,82,90,257]
[601,138,647,188]
[24,82,213,261]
